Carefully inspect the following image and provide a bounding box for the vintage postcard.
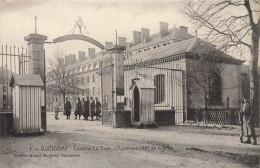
[0,0,259,167]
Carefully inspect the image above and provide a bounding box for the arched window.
[93,74,95,83]
[154,74,165,104]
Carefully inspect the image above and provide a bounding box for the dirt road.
[0,112,259,168]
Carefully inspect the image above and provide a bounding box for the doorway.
[133,87,140,122]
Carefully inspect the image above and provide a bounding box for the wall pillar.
[109,45,126,127]
[24,33,47,131]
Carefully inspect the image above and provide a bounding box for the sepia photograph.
[0,0,259,167]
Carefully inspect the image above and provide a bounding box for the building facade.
[46,22,244,122]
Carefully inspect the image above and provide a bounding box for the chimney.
[65,55,70,65]
[118,37,126,47]
[133,31,141,45]
[105,42,113,50]
[88,48,96,59]
[179,26,188,33]
[126,42,133,49]
[69,54,76,64]
[78,51,86,62]
[160,22,168,37]
[141,28,150,43]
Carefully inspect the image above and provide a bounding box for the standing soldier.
[240,97,257,145]
[65,97,72,119]
[82,97,85,119]
[95,98,101,120]
[53,98,60,120]
[84,97,90,120]
[90,97,95,121]
[74,97,83,120]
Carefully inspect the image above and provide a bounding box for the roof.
[125,38,244,65]
[129,80,156,90]
[65,26,243,70]
[127,27,194,51]
[67,27,194,68]
[9,74,44,87]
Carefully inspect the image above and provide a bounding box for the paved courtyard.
[0,112,259,168]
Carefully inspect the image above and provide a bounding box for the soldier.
[240,97,257,145]
[95,98,101,120]
[90,97,95,121]
[65,97,72,119]
[82,97,85,118]
[74,97,83,120]
[84,97,90,120]
[53,98,60,120]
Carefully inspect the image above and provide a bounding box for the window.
[83,65,86,71]
[3,95,7,101]
[93,74,95,83]
[93,87,95,96]
[3,86,7,92]
[93,62,97,69]
[209,71,222,105]
[82,77,85,84]
[87,76,89,83]
[154,74,165,104]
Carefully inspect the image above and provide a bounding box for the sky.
[0,0,258,66]
[0,0,194,62]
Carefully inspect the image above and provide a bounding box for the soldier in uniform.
[240,97,257,145]
[65,97,72,119]
[74,97,83,120]
[95,98,101,120]
[90,97,95,121]
[53,98,60,120]
[84,97,90,120]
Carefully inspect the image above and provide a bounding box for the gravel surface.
[0,112,259,168]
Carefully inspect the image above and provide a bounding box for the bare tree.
[46,51,83,110]
[187,52,224,122]
[181,0,259,125]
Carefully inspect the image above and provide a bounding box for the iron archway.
[53,34,105,50]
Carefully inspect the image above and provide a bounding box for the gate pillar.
[109,45,125,127]
[24,33,47,131]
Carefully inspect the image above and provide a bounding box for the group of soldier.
[54,97,101,121]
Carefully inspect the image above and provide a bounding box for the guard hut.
[9,74,44,134]
[129,80,156,126]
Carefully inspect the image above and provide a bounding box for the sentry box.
[10,74,44,135]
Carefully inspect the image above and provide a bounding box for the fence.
[0,45,29,112]
[192,108,240,125]
[0,45,29,136]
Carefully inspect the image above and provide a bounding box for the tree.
[186,52,224,123]
[181,0,259,125]
[47,51,84,110]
